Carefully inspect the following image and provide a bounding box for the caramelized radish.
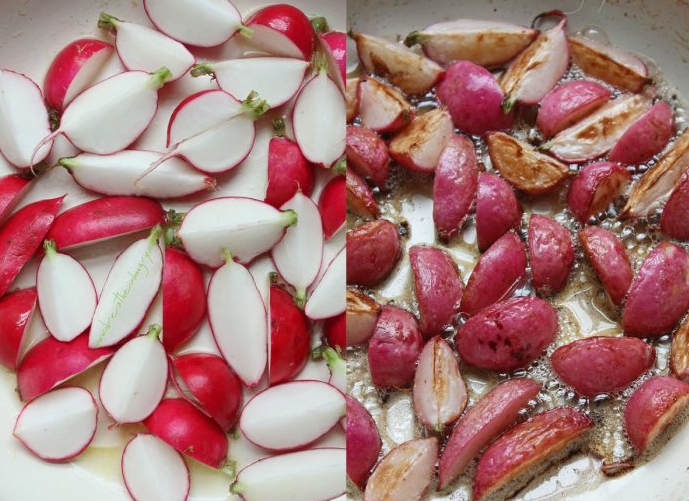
[265,136,315,208]
[319,175,346,240]
[244,4,315,60]
[269,285,310,386]
[358,77,414,133]
[305,248,345,321]
[608,101,675,165]
[537,80,611,138]
[322,31,347,84]
[346,125,390,188]
[0,288,37,370]
[567,161,631,223]
[346,288,381,346]
[346,78,360,123]
[389,108,454,173]
[347,395,381,487]
[0,174,31,224]
[347,169,380,219]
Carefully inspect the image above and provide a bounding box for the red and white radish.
[0,69,53,168]
[178,197,297,267]
[37,240,97,342]
[0,288,37,370]
[608,101,675,165]
[122,434,190,501]
[89,227,163,348]
[244,4,315,60]
[347,169,379,219]
[324,313,345,351]
[323,347,346,393]
[389,108,454,173]
[319,174,346,240]
[0,175,31,223]
[346,288,380,346]
[537,80,611,138]
[346,395,381,487]
[476,172,522,251]
[346,78,360,123]
[567,161,631,223]
[13,387,98,462]
[305,247,345,321]
[231,448,345,501]
[207,251,267,387]
[358,77,414,133]
[346,125,390,188]
[322,31,347,84]
[265,136,315,208]
[269,285,310,385]
[662,172,689,240]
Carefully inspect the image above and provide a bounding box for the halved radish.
[269,285,310,386]
[37,240,97,342]
[271,192,324,304]
[0,175,31,224]
[358,77,414,133]
[99,325,167,423]
[324,313,346,351]
[13,387,98,462]
[122,434,190,501]
[346,78,360,123]
[46,196,165,250]
[144,0,246,48]
[89,227,163,348]
[244,4,315,60]
[293,69,346,168]
[207,251,267,387]
[322,31,347,84]
[305,247,345,321]
[17,334,114,401]
[319,174,346,240]
[232,448,346,501]
[61,151,215,199]
[346,288,380,346]
[0,69,53,168]
[323,347,346,393]
[43,38,114,111]
[389,108,454,173]
[98,13,194,81]
[0,288,37,370]
[191,57,308,108]
[265,136,315,208]
[177,197,297,268]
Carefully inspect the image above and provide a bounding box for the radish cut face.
[89,229,163,348]
[271,192,324,304]
[37,240,97,342]
[167,90,243,147]
[13,387,97,462]
[232,448,346,501]
[0,69,52,168]
[144,0,243,48]
[293,71,346,168]
[178,197,297,267]
[240,381,345,451]
[122,434,190,501]
[99,326,167,423]
[207,253,267,387]
[305,248,345,320]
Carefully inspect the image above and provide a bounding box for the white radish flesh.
[60,150,214,198]
[37,240,97,342]
[207,252,267,387]
[99,326,167,424]
[89,228,163,348]
[271,192,323,305]
[122,434,190,501]
[293,70,346,168]
[324,348,346,393]
[62,43,117,108]
[13,387,98,462]
[305,248,345,320]
[232,448,346,501]
[0,70,52,168]
[178,197,297,267]
[167,90,243,147]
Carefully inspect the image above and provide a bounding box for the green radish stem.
[190,63,214,78]
[323,347,344,373]
[238,25,253,38]
[148,225,163,246]
[163,210,185,248]
[43,239,58,260]
[147,67,172,89]
[272,117,286,137]
[281,209,298,228]
[310,16,329,34]
[230,482,246,495]
[98,12,122,31]
[502,95,517,114]
[404,30,429,47]
[241,91,270,118]
[295,288,307,308]
[221,460,237,480]
[146,324,162,340]
[333,156,346,175]
[222,248,235,265]
[311,345,325,360]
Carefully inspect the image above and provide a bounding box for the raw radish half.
[244,4,315,60]
[89,227,163,348]
[0,288,37,370]
[99,13,195,81]
[305,248,345,320]
[0,175,31,224]
[122,434,190,501]
[271,192,324,305]
[207,251,267,387]
[13,387,98,462]
[37,240,97,342]
[177,197,297,267]
[231,448,346,501]
[99,325,167,423]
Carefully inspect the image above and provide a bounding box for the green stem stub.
[333,155,346,175]
[43,239,57,257]
[310,16,330,34]
[404,30,428,47]
[230,482,245,495]
[539,141,554,151]
[295,288,307,308]
[272,117,286,138]
[221,460,237,480]
[48,109,61,132]
[502,95,517,114]
[190,63,214,78]
[311,345,325,360]
[323,347,344,371]
[148,225,163,245]
[241,91,270,119]
[146,324,162,340]
[222,248,235,265]
[58,157,77,170]
[281,209,298,228]
[98,12,121,31]
[148,67,172,89]
[238,24,253,39]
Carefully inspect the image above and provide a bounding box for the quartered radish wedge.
[178,197,297,267]
[0,69,53,168]
[0,174,31,225]
[271,192,324,305]
[61,151,215,199]
[99,325,167,423]
[99,13,195,81]
[0,288,37,371]
[324,348,346,393]
[305,247,345,320]
[191,57,308,108]
[231,448,346,501]
[240,380,345,451]
[37,240,97,342]
[358,77,414,133]
[207,251,267,387]
[122,434,190,501]
[244,4,315,60]
[89,227,163,348]
[13,387,98,462]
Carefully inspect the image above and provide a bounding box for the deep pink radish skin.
[476,173,522,252]
[346,394,381,487]
[43,38,113,111]
[269,286,310,386]
[322,31,347,84]
[537,81,611,138]
[347,169,380,218]
[0,175,31,223]
[609,101,675,165]
[46,196,164,250]
[567,161,631,223]
[163,248,206,353]
[144,398,229,469]
[265,137,314,208]
[528,215,574,296]
[0,196,64,298]
[246,4,315,61]
[324,312,346,351]
[579,226,633,306]
[17,334,114,401]
[0,288,37,370]
[662,172,689,240]
[318,175,346,240]
[172,353,243,432]
[347,220,401,287]
[346,125,390,188]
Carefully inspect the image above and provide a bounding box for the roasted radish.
[305,247,345,321]
[346,395,381,487]
[671,315,689,379]
[347,169,380,219]
[476,172,522,251]
[608,101,675,165]
[661,171,689,240]
[537,80,611,138]
[579,226,633,306]
[346,125,390,188]
[346,288,381,346]
[567,161,631,223]
[528,215,574,296]
[347,219,401,287]
[269,285,310,386]
[389,108,454,173]
[346,78,360,122]
[358,77,413,133]
[0,288,37,370]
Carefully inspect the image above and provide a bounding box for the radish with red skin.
[305,247,345,320]
[0,196,63,298]
[171,353,243,432]
[528,215,574,296]
[269,285,310,386]
[240,380,345,451]
[37,240,97,342]
[265,136,314,208]
[537,80,611,138]
[609,101,675,165]
[662,171,689,240]
[358,77,414,134]
[476,172,522,251]
[579,226,633,306]
[347,169,380,219]
[121,434,190,501]
[17,334,114,402]
[144,398,228,469]
[346,78,360,123]
[207,250,267,387]
[389,107,454,173]
[319,175,346,240]
[13,387,98,462]
[0,288,37,370]
[347,219,401,287]
[244,4,315,60]
[346,288,381,346]
[567,161,631,223]
[322,31,347,83]
[0,175,31,223]
[346,395,381,487]
[323,347,346,392]
[324,313,346,351]
[346,125,390,188]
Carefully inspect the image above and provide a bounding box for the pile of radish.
[347,9,689,501]
[0,1,346,501]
